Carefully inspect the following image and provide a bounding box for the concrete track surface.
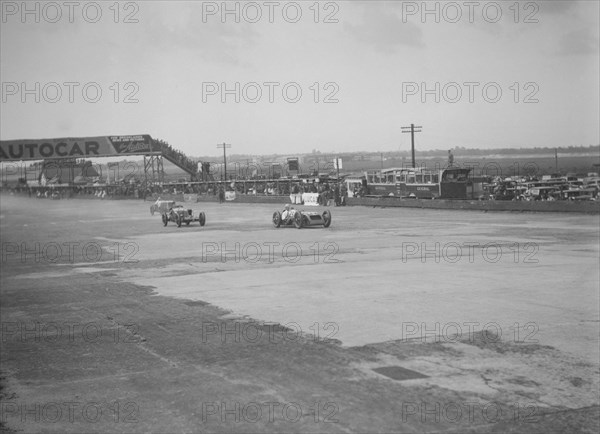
[1,195,599,433]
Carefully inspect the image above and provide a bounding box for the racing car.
[272,207,332,229]
[151,199,176,216]
[162,205,206,227]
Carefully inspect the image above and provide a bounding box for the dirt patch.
[461,330,556,354]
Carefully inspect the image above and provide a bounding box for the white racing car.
[272,206,332,229]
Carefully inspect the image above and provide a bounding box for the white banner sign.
[225,191,236,201]
[302,193,320,206]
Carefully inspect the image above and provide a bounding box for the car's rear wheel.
[293,212,303,229]
[175,214,182,227]
[162,213,168,226]
[323,210,332,228]
[272,211,281,228]
[199,212,206,226]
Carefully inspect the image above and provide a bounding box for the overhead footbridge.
[0,134,204,184]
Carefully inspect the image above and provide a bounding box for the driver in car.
[281,204,296,223]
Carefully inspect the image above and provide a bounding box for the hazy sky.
[1,1,599,157]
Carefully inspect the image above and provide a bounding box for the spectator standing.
[334,184,340,206]
[218,185,225,203]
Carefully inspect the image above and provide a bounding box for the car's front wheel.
[175,214,182,227]
[199,212,206,226]
[272,211,281,228]
[293,212,303,229]
[322,210,332,228]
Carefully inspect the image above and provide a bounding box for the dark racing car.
[162,205,206,227]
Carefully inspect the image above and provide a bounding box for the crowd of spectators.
[1,185,147,200]
[154,138,199,175]
[2,178,354,201]
[5,173,596,204]
[137,179,350,203]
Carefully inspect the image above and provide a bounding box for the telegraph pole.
[217,143,231,180]
[401,124,422,168]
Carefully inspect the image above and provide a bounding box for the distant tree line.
[191,145,599,162]
[408,145,599,157]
